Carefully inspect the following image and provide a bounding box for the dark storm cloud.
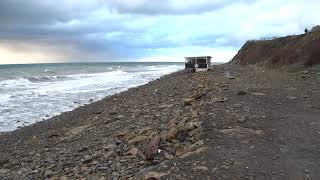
[108,0,254,15]
[1,0,316,63]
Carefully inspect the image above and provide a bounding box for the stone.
[60,176,68,180]
[220,126,264,137]
[164,152,174,159]
[190,92,204,99]
[237,116,246,123]
[191,110,200,119]
[127,147,139,156]
[167,128,178,141]
[176,119,187,131]
[48,132,60,138]
[237,91,247,95]
[31,136,40,145]
[176,130,189,142]
[189,140,204,150]
[145,136,161,160]
[179,147,208,159]
[175,145,186,156]
[70,125,88,135]
[193,166,209,171]
[252,92,267,96]
[184,98,194,106]
[109,111,117,115]
[144,171,169,180]
[44,169,53,177]
[287,96,297,100]
[159,131,168,141]
[169,119,177,128]
[189,128,201,137]
[0,158,9,167]
[128,135,149,145]
[185,122,199,131]
[213,97,229,102]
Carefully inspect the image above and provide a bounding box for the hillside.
[231,28,320,67]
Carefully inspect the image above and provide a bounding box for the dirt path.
[0,65,319,179]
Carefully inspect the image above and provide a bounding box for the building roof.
[185,56,212,59]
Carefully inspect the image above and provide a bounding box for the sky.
[0,0,319,64]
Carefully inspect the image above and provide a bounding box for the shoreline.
[0,69,183,135]
[0,63,184,133]
[1,64,320,179]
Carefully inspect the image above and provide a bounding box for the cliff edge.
[231,27,320,67]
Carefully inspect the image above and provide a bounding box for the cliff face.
[231,30,320,67]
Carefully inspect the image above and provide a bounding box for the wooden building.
[185,56,212,72]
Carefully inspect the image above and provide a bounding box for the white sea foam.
[0,63,183,132]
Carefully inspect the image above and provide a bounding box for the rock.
[48,132,60,138]
[104,143,117,150]
[145,136,161,160]
[44,169,53,177]
[176,130,189,142]
[175,145,186,156]
[94,109,104,114]
[0,158,9,167]
[189,140,204,150]
[192,166,209,171]
[220,126,264,137]
[163,152,174,159]
[159,131,168,141]
[128,135,149,145]
[176,119,187,131]
[167,128,178,141]
[188,128,201,137]
[82,155,96,163]
[237,91,247,95]
[70,125,88,135]
[184,92,204,106]
[301,70,309,74]
[191,110,199,119]
[31,136,40,144]
[60,176,68,180]
[185,122,198,130]
[179,147,208,159]
[287,96,297,100]
[168,119,177,128]
[127,147,139,156]
[190,92,204,99]
[144,171,169,180]
[213,97,229,102]
[184,98,194,106]
[252,92,267,96]
[237,116,246,123]
[109,111,117,115]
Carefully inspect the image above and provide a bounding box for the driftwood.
[145,135,161,160]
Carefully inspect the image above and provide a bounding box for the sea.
[0,62,184,132]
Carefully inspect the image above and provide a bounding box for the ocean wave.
[0,78,33,87]
[44,68,56,73]
[0,69,129,88]
[0,94,11,104]
[27,75,66,82]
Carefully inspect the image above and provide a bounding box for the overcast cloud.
[0,0,319,64]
